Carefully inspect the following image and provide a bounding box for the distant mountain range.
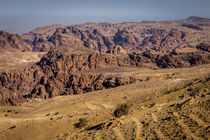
[0,16,209,53]
[0,16,210,105]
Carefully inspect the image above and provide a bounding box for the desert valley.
[0,16,210,139]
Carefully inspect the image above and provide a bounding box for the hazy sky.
[0,0,210,34]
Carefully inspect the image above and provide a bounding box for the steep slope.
[21,24,66,52]
[65,73,210,140]
[0,30,31,51]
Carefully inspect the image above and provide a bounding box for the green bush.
[113,103,131,118]
[74,118,88,128]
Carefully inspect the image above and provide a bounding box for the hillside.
[0,64,209,139]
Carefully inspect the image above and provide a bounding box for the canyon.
[0,16,209,140]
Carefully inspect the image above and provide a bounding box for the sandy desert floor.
[0,51,45,71]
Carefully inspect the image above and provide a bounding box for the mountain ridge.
[20,16,210,53]
[0,16,210,105]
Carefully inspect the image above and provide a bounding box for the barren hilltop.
[0,17,209,140]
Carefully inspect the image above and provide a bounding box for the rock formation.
[0,46,142,105]
[0,16,210,105]
[0,30,31,51]
[21,16,210,53]
[1,42,210,105]
[106,45,127,54]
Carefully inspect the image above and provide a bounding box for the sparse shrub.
[74,118,88,128]
[113,103,131,118]
[9,126,16,129]
[46,113,50,116]
[54,112,59,115]
[83,113,89,115]
[57,116,63,120]
[68,115,73,118]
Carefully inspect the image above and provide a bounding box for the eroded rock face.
[0,30,31,51]
[113,30,139,51]
[27,73,139,99]
[1,17,210,105]
[0,67,42,105]
[106,45,127,54]
[0,42,210,106]
[39,49,133,74]
[0,47,144,105]
[21,17,210,53]
[196,43,210,52]
[141,45,210,68]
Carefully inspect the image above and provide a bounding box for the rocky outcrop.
[106,45,127,54]
[113,29,139,51]
[0,66,42,105]
[0,46,143,105]
[196,43,210,52]
[0,30,31,51]
[181,23,203,30]
[154,52,210,68]
[141,45,210,68]
[27,73,139,99]
[140,29,186,52]
[0,43,210,105]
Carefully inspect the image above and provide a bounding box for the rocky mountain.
[185,16,210,23]
[0,16,210,140]
[21,24,65,42]
[1,16,206,53]
[1,42,210,105]
[0,46,140,105]
[21,17,210,53]
[0,30,31,51]
[0,17,210,105]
